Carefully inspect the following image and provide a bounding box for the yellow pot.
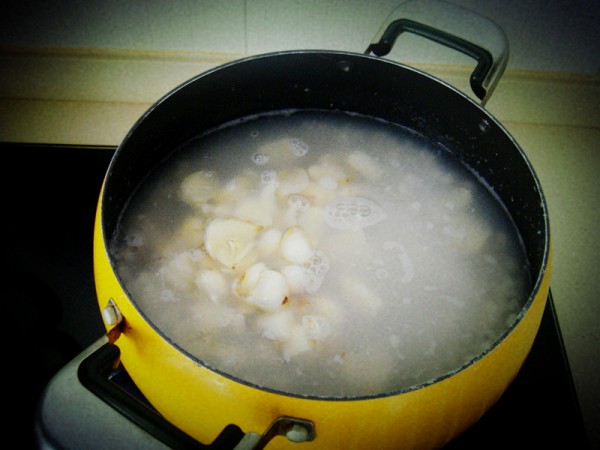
[93,49,552,449]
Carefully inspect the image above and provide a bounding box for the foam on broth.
[111,110,530,398]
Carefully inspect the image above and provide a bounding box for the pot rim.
[101,49,552,401]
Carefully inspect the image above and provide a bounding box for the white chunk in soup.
[111,110,530,398]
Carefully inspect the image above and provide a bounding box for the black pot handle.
[365,0,509,105]
[79,341,315,449]
[94,304,316,448]
[78,342,243,449]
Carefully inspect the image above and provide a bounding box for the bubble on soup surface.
[288,193,311,213]
[252,152,270,165]
[324,196,386,230]
[288,138,309,157]
[302,250,330,294]
[261,170,278,186]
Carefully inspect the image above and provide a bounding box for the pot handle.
[365,0,509,105]
[234,417,316,449]
[96,302,315,448]
[79,340,315,449]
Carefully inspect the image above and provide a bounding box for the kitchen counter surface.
[2,49,599,448]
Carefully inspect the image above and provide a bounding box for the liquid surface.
[112,110,530,397]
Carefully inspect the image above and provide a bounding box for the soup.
[111,110,530,397]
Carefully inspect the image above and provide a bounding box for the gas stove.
[8,143,589,449]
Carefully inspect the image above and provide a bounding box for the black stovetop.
[7,142,590,449]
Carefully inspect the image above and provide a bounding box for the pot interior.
[101,50,550,396]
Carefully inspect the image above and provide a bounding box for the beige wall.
[1,0,598,73]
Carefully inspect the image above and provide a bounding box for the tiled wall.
[1,0,598,74]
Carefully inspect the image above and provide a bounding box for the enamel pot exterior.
[94,51,551,449]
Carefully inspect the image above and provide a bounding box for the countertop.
[1,48,599,448]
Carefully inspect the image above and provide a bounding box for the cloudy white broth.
[111,110,530,398]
